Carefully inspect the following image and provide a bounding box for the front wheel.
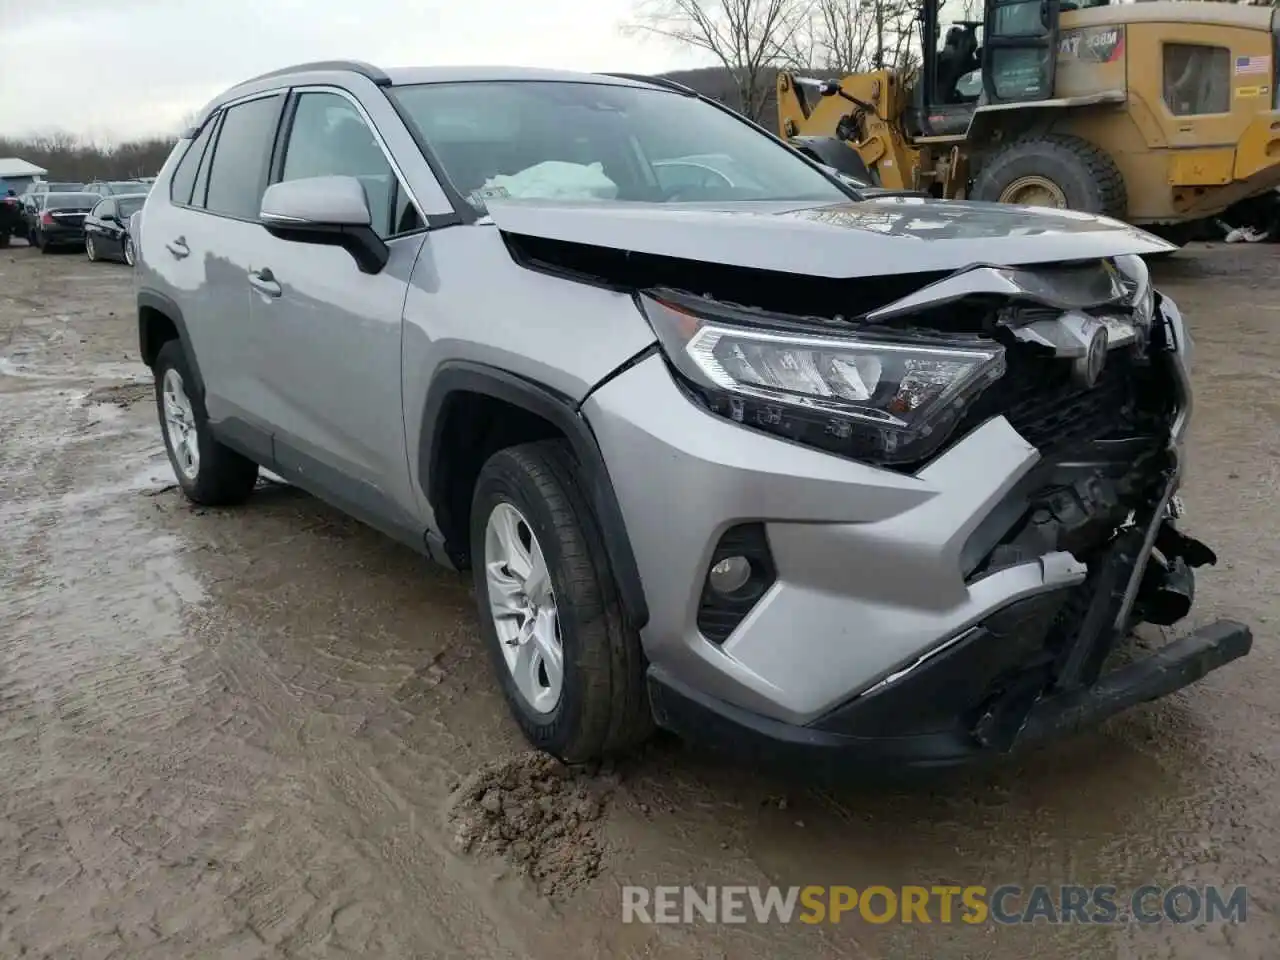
[123,234,136,266]
[153,339,259,505]
[470,440,652,762]
[85,235,98,261]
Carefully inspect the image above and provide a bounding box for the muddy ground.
[0,239,1277,959]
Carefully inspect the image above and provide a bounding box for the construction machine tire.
[972,134,1127,219]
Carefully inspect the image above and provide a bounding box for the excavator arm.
[776,69,920,191]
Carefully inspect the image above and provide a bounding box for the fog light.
[708,556,752,594]
[698,524,775,643]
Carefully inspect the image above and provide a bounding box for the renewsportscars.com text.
[621,884,1248,926]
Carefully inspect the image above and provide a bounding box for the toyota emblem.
[1071,326,1109,388]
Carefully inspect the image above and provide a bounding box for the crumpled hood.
[484,195,1174,278]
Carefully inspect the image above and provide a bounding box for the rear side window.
[204,94,282,219]
[1163,44,1230,116]
[190,114,222,208]
[169,121,216,205]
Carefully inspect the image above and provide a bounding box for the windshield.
[49,182,83,192]
[109,181,145,192]
[44,193,99,208]
[117,196,146,218]
[389,81,848,211]
[116,195,146,217]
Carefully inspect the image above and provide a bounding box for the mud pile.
[448,752,614,897]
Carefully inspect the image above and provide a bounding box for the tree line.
[0,132,176,183]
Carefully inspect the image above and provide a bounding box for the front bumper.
[648,617,1251,775]
[583,289,1249,757]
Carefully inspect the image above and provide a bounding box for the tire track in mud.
[0,387,537,955]
[4,245,1280,960]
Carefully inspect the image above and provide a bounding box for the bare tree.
[784,0,919,75]
[629,0,804,121]
[785,0,873,72]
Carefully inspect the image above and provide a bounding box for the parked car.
[0,191,22,246]
[28,192,100,252]
[19,181,85,223]
[134,62,1250,772]
[84,179,150,198]
[84,193,147,265]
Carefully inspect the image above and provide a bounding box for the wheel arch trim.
[420,360,649,629]
[137,289,205,400]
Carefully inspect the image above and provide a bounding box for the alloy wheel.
[162,368,200,480]
[483,501,564,714]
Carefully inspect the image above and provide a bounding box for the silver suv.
[134,61,1251,772]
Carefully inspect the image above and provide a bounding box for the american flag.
[1235,55,1270,76]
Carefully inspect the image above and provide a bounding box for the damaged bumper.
[647,468,1253,774]
[647,616,1251,774]
[582,271,1251,769]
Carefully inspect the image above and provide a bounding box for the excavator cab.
[915,0,1068,138]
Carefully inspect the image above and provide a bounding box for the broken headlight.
[1112,253,1154,328]
[639,291,1006,468]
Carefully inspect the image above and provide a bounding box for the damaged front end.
[628,252,1250,765]
[802,257,1253,761]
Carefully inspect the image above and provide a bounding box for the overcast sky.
[0,0,709,141]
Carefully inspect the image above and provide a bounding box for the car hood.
[484,195,1174,278]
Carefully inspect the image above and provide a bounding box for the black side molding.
[420,361,649,629]
[137,289,205,400]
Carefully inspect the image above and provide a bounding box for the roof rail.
[234,59,392,89]
[600,72,698,96]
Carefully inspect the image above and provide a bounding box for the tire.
[153,339,259,506]
[85,235,97,261]
[123,235,136,267]
[972,133,1128,219]
[0,232,9,249]
[470,440,652,762]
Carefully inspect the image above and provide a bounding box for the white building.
[0,158,50,196]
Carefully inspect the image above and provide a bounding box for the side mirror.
[260,175,389,274]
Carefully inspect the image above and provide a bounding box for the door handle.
[248,268,282,298]
[165,236,189,259]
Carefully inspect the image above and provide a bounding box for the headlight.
[639,291,1006,468]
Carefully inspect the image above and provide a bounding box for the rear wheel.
[153,339,259,506]
[470,440,652,762]
[972,134,1127,218]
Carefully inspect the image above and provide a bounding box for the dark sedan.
[20,181,85,219]
[84,193,147,265]
[28,192,100,253]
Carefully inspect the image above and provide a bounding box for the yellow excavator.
[777,0,1280,239]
